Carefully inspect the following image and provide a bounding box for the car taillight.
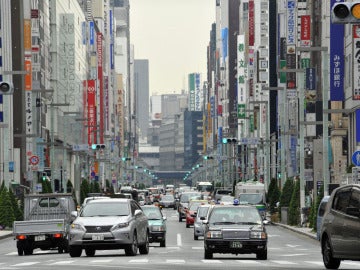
[53,233,63,238]
[16,235,26,240]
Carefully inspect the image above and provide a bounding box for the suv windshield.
[81,202,130,217]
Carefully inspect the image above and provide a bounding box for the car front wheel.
[256,249,267,260]
[322,237,341,269]
[139,233,149,255]
[125,233,138,256]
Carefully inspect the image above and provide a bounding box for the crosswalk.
[3,251,360,269]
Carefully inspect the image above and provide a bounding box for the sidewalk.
[0,230,13,240]
[272,222,317,240]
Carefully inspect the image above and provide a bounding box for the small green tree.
[288,180,300,226]
[268,178,281,214]
[0,187,16,229]
[80,178,90,204]
[9,189,23,221]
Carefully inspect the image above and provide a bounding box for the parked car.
[203,204,268,260]
[142,205,167,247]
[159,194,176,209]
[316,195,330,240]
[68,198,149,257]
[177,191,202,222]
[185,200,208,228]
[320,184,360,269]
[193,204,213,240]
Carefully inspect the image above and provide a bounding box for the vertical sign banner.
[357,110,360,143]
[353,25,360,100]
[97,32,104,143]
[89,21,94,45]
[330,0,344,101]
[237,35,247,137]
[189,73,195,111]
[248,0,255,46]
[87,80,96,145]
[221,28,228,62]
[286,0,296,89]
[300,15,311,46]
[194,73,202,111]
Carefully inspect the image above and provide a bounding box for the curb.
[271,222,317,240]
[0,231,13,240]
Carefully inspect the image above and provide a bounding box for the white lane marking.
[49,261,75,265]
[192,247,203,250]
[12,262,40,266]
[271,260,297,265]
[286,244,300,248]
[281,253,308,257]
[129,259,149,263]
[5,252,18,256]
[236,260,262,264]
[342,261,360,266]
[201,260,222,263]
[166,259,185,264]
[304,261,324,266]
[177,233,182,246]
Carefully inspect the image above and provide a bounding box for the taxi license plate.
[35,235,46,241]
[231,241,242,248]
[92,234,104,241]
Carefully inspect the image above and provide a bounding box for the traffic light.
[91,144,106,150]
[222,138,237,144]
[0,81,14,95]
[204,156,214,160]
[331,2,360,24]
[121,157,131,161]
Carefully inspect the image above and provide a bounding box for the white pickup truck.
[12,193,76,256]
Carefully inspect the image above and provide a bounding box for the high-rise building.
[134,59,149,142]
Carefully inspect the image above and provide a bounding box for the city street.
[1,208,360,270]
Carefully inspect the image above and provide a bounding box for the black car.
[159,194,176,209]
[203,204,268,260]
[320,184,360,269]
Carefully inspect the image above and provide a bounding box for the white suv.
[69,198,149,257]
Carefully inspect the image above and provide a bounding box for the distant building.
[134,59,149,142]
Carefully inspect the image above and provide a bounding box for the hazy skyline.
[129,0,216,95]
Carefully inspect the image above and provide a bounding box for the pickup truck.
[12,193,76,256]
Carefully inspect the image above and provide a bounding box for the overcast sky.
[129,0,216,95]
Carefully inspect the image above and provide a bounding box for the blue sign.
[330,0,345,101]
[89,21,94,45]
[352,150,360,166]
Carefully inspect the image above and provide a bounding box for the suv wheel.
[194,234,198,240]
[204,249,213,259]
[322,237,341,269]
[139,233,149,254]
[69,246,82,257]
[179,215,182,222]
[125,233,138,256]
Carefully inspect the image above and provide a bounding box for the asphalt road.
[1,208,360,270]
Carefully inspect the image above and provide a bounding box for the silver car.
[320,184,360,269]
[68,198,149,257]
[193,204,212,240]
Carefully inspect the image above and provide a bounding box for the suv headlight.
[250,231,267,239]
[151,225,166,232]
[111,222,130,230]
[206,230,222,239]
[71,223,85,231]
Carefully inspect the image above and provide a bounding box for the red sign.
[29,155,39,165]
[87,80,96,145]
[301,15,311,41]
[97,32,104,144]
